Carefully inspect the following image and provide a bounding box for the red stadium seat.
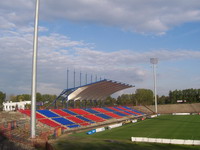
[84,114,105,122]
[38,118,62,127]
[70,109,91,115]
[66,116,86,124]
[51,109,72,116]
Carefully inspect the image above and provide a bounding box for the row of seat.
[19,106,144,129]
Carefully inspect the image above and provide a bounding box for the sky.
[0,0,200,98]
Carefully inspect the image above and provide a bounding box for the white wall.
[131,137,200,145]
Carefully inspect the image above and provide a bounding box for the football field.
[53,115,200,150]
[86,115,200,140]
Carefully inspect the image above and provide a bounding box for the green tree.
[0,91,6,106]
[134,89,153,105]
[22,94,31,101]
[36,92,42,101]
[9,94,17,102]
[105,96,116,106]
[116,94,134,106]
[158,95,169,104]
[17,95,24,101]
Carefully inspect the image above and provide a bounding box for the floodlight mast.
[150,58,158,114]
[31,0,40,138]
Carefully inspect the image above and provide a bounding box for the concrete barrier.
[171,139,184,144]
[131,137,200,145]
[172,113,190,115]
[150,115,158,118]
[193,140,200,145]
[184,140,194,145]
[96,127,105,133]
[148,138,156,143]
[131,119,137,123]
[162,139,171,144]
[108,123,122,129]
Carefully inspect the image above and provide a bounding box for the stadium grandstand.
[0,79,147,149]
[2,79,200,150]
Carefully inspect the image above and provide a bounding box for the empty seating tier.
[92,108,122,118]
[103,107,128,116]
[19,109,45,119]
[76,116,94,123]
[108,107,132,115]
[70,109,91,115]
[67,124,80,128]
[38,119,61,127]
[92,107,109,113]
[52,117,75,125]
[104,112,122,119]
[84,114,105,122]
[84,108,99,114]
[19,106,145,129]
[66,116,87,124]
[51,109,72,116]
[96,113,112,119]
[119,106,143,115]
[80,122,90,126]
[37,110,59,118]
[111,107,138,116]
[122,106,144,114]
[62,109,77,115]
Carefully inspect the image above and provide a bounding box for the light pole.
[31,0,40,138]
[67,68,69,89]
[150,58,158,114]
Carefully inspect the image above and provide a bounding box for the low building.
[3,101,31,111]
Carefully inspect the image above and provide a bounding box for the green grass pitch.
[52,115,200,150]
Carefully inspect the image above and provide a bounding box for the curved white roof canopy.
[59,79,134,101]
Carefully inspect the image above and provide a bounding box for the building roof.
[58,79,134,101]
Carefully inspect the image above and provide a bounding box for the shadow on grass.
[53,136,200,150]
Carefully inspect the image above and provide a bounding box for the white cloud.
[0,24,200,95]
[1,0,200,97]
[1,0,200,34]
[39,0,200,34]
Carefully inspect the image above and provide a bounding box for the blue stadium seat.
[96,113,112,119]
[52,117,75,125]
[84,108,99,114]
[132,109,144,114]
[123,110,138,116]
[103,107,128,116]
[62,109,77,115]
[76,116,94,123]
[113,107,124,111]
[113,111,127,116]
[67,124,80,128]
[122,106,144,114]
[113,107,137,115]
[37,110,59,118]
